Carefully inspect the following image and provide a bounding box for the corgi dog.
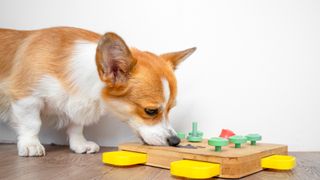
[0,27,196,156]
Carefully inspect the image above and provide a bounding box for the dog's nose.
[167,136,181,146]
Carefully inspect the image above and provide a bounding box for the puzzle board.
[119,139,288,178]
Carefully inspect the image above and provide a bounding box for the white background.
[0,0,319,151]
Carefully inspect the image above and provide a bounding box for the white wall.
[0,0,319,151]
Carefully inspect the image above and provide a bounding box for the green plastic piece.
[208,137,229,152]
[246,134,262,145]
[187,122,203,142]
[188,131,204,136]
[187,136,202,142]
[229,135,247,148]
[177,132,186,139]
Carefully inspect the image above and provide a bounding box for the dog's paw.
[70,141,100,154]
[17,138,45,157]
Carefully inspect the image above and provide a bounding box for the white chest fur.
[34,42,106,127]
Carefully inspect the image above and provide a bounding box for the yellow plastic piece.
[170,160,220,179]
[102,151,147,166]
[261,155,296,170]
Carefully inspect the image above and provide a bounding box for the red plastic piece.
[219,129,235,139]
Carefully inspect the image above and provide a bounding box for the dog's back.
[0,29,31,79]
[0,27,101,122]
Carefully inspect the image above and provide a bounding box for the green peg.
[188,131,204,136]
[187,122,203,142]
[192,122,197,136]
[229,135,247,148]
[208,137,229,152]
[177,132,186,139]
[246,134,262,145]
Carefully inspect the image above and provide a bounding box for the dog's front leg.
[11,97,45,157]
[66,123,100,154]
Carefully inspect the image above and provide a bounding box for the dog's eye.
[144,108,159,116]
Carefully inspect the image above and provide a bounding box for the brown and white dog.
[0,27,196,156]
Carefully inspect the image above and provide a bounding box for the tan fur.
[0,27,100,100]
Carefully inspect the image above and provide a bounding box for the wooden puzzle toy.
[102,122,296,179]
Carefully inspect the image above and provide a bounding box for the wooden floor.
[0,144,319,180]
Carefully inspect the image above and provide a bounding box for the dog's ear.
[160,47,196,70]
[96,32,136,89]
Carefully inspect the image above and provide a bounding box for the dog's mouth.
[138,134,181,147]
[137,134,168,146]
[137,134,147,144]
[136,129,181,146]
[128,118,179,146]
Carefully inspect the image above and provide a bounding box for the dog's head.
[96,33,195,146]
